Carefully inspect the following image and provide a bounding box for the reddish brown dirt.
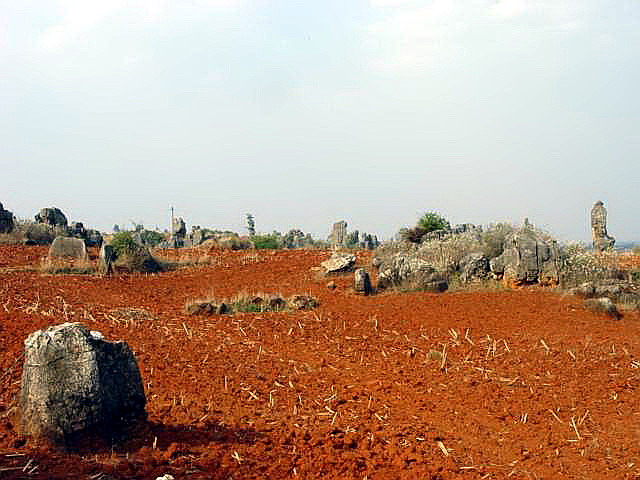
[2,246,640,479]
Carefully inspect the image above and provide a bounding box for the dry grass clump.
[39,257,96,275]
[185,292,318,315]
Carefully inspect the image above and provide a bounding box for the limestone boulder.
[19,323,146,444]
[48,236,88,261]
[377,254,448,292]
[591,201,615,252]
[354,268,372,295]
[321,252,356,274]
[490,225,560,287]
[459,253,490,283]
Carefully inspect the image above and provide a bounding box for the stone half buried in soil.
[320,252,356,274]
[19,322,146,446]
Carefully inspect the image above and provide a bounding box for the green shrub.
[631,270,640,283]
[417,212,450,233]
[251,234,280,249]
[110,232,139,257]
[140,229,165,247]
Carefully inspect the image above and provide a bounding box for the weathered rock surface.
[35,207,68,228]
[329,221,348,247]
[591,201,615,252]
[354,268,372,295]
[48,236,88,261]
[568,280,640,310]
[377,255,448,292]
[0,202,14,234]
[99,244,116,275]
[583,297,620,319]
[19,323,146,444]
[490,225,560,287]
[321,253,356,274]
[459,253,490,283]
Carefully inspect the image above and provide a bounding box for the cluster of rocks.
[569,280,640,318]
[99,238,161,275]
[328,221,379,250]
[0,202,15,234]
[370,220,562,292]
[32,207,103,247]
[19,323,146,445]
[186,294,318,315]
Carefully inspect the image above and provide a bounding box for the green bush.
[631,270,640,283]
[251,234,280,249]
[417,212,450,233]
[140,230,165,247]
[110,232,139,257]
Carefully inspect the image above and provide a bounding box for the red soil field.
[2,245,640,479]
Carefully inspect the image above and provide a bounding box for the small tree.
[417,212,450,233]
[401,212,450,244]
[246,213,256,237]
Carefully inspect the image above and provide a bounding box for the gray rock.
[591,201,615,252]
[354,268,372,295]
[584,297,620,319]
[48,236,88,261]
[329,221,348,247]
[35,207,68,228]
[490,223,560,287]
[321,252,356,274]
[19,323,146,444]
[377,254,448,292]
[568,282,596,298]
[459,253,490,283]
[0,202,14,234]
[99,244,116,275]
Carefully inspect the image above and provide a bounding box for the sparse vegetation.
[251,234,280,249]
[0,219,59,245]
[400,211,450,244]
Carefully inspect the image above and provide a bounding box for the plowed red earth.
[2,246,640,479]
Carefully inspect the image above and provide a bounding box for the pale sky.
[1,1,638,241]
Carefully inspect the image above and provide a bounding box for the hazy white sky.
[1,0,638,241]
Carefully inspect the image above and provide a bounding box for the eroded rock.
[19,323,146,445]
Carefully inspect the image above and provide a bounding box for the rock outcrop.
[490,224,560,287]
[321,252,356,274]
[35,207,68,228]
[329,221,348,248]
[19,323,146,444]
[591,201,615,252]
[0,202,14,234]
[377,254,448,292]
[48,236,88,261]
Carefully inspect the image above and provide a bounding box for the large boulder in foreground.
[20,323,146,445]
[490,225,560,287]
